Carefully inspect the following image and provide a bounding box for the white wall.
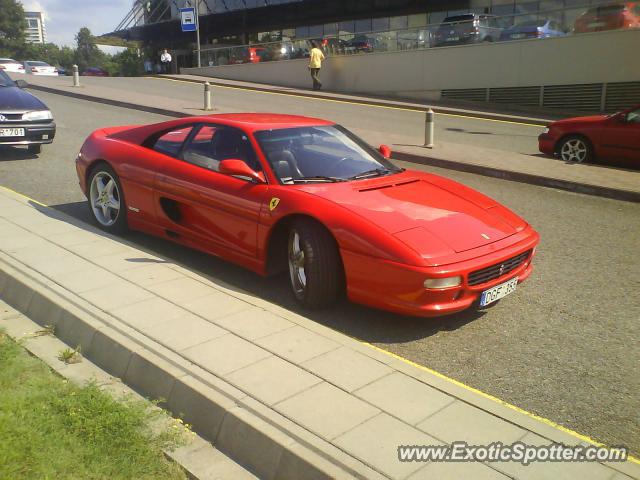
[183,29,640,100]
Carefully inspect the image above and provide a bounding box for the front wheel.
[288,219,342,309]
[558,135,592,163]
[88,164,127,234]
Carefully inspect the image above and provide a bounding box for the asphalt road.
[22,74,543,155]
[1,90,638,455]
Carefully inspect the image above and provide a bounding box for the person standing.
[160,49,172,74]
[308,41,325,91]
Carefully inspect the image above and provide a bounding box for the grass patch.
[0,329,187,480]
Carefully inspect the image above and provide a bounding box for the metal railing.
[192,1,639,67]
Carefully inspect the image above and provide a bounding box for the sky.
[22,0,133,47]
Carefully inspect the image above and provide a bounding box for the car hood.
[552,114,608,126]
[302,172,527,258]
[0,86,46,111]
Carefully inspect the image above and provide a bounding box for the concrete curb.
[0,303,257,480]
[0,255,380,480]
[26,81,637,203]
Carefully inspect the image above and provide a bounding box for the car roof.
[190,113,335,131]
[0,58,18,62]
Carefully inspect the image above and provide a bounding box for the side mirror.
[219,159,264,183]
[378,144,391,159]
[15,79,27,88]
[614,112,627,123]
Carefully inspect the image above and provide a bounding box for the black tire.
[28,144,41,154]
[287,219,342,309]
[87,163,128,234]
[557,135,593,163]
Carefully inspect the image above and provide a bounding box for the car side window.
[152,126,194,158]
[626,109,640,124]
[180,124,262,173]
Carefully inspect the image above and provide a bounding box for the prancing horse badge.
[269,197,280,211]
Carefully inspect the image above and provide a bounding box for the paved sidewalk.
[17,73,640,202]
[1,189,638,480]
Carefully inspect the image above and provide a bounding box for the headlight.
[424,276,462,289]
[542,127,549,134]
[22,110,52,121]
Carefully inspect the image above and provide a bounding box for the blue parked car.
[499,19,566,41]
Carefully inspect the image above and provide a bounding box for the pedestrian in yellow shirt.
[308,41,325,91]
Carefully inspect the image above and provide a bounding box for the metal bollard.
[424,108,434,148]
[72,64,80,87]
[204,82,212,111]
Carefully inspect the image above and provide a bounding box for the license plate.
[588,21,605,27]
[0,128,25,137]
[479,277,518,307]
[447,36,460,41]
[511,33,526,39]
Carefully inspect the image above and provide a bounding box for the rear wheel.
[288,219,342,309]
[88,164,127,234]
[558,135,592,163]
[28,144,41,154]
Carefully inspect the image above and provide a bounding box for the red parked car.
[82,67,109,76]
[538,105,640,165]
[75,114,539,317]
[574,2,640,33]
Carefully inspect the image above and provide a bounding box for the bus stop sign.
[180,7,197,32]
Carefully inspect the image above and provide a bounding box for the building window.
[324,22,338,35]
[408,13,428,27]
[389,15,408,30]
[339,20,355,34]
[308,24,323,37]
[354,18,372,33]
[372,17,390,32]
[27,18,39,28]
[295,26,309,38]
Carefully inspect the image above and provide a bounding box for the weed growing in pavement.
[58,345,82,364]
[32,324,56,337]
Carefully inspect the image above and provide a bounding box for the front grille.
[468,250,532,286]
[0,112,25,122]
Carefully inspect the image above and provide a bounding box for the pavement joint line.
[1,183,638,474]
[362,341,640,466]
[151,75,550,127]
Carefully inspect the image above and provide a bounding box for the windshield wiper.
[289,176,346,183]
[347,167,395,180]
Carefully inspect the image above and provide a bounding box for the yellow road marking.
[2,181,635,465]
[148,76,545,128]
[0,185,48,207]
[363,342,640,465]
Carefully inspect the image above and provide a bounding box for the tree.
[74,27,105,71]
[0,0,26,57]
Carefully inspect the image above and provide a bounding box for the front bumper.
[0,121,56,146]
[538,132,556,155]
[342,231,539,318]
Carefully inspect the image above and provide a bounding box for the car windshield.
[254,125,402,184]
[0,59,17,64]
[0,70,15,87]
[442,15,475,23]
[516,20,546,27]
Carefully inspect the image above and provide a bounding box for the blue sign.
[180,7,197,32]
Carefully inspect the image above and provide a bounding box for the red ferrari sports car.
[538,105,640,166]
[75,114,539,317]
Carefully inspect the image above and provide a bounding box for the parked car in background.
[538,105,640,166]
[499,19,566,41]
[574,2,640,32]
[0,58,25,73]
[343,36,378,53]
[230,46,271,64]
[23,61,58,76]
[0,69,56,154]
[55,65,68,76]
[81,67,109,77]
[433,14,502,46]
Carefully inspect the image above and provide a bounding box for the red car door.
[154,123,269,259]
[599,107,640,164]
